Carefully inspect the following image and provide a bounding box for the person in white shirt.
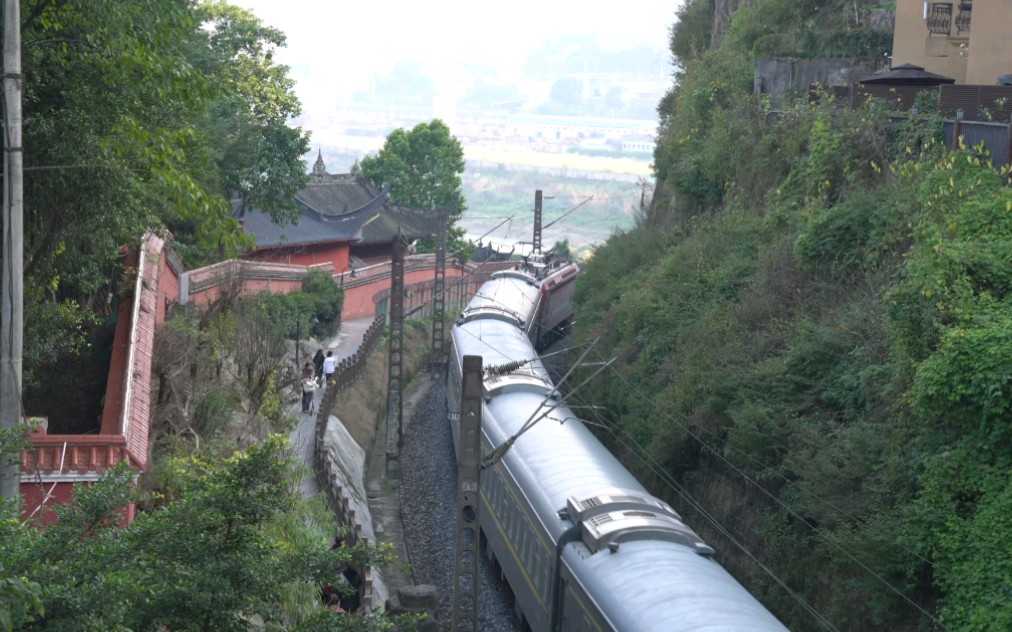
[323,351,338,386]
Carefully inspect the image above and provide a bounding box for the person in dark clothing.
[313,349,325,379]
[321,537,360,613]
[339,563,361,613]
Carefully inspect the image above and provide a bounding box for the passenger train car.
[448,260,787,631]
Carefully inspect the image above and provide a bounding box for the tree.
[354,120,466,251]
[3,434,396,631]
[188,2,310,225]
[549,239,572,261]
[9,0,309,401]
[537,77,583,115]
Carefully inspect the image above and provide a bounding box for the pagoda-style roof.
[237,152,438,250]
[235,168,392,250]
[295,173,380,216]
[359,202,432,245]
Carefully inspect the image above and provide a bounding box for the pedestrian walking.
[301,363,319,413]
[323,350,337,386]
[313,348,325,379]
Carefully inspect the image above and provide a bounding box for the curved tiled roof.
[295,173,379,215]
[237,172,438,250]
[359,203,433,245]
[236,175,388,249]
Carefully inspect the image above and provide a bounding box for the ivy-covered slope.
[572,1,1012,630]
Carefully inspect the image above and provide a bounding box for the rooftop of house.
[236,151,432,249]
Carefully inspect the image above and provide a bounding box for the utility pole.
[430,205,450,376]
[451,355,482,632]
[1,0,24,500]
[532,190,543,255]
[385,231,408,464]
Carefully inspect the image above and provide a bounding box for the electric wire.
[403,217,517,319]
[451,276,937,627]
[450,285,839,628]
[567,347,947,630]
[600,414,841,632]
[575,332,937,570]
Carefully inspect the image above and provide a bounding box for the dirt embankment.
[330,320,439,451]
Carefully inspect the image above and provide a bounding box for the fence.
[373,261,515,323]
[310,261,518,610]
[814,83,1012,121]
[312,313,384,610]
[955,120,1012,167]
[773,109,1012,172]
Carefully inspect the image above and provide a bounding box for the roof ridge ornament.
[312,147,326,181]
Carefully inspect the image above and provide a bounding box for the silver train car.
[448,265,787,631]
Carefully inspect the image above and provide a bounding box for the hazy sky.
[229,1,681,116]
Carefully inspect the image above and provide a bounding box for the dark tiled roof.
[237,172,434,250]
[239,205,377,249]
[295,173,378,215]
[359,203,434,245]
[236,174,388,249]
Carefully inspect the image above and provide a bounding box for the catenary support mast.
[451,355,482,632]
[385,231,408,463]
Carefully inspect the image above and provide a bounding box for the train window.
[520,525,529,563]
[494,482,502,516]
[532,548,543,594]
[524,527,533,565]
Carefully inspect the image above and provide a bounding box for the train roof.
[570,540,789,631]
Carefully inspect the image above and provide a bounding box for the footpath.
[285,317,432,616]
[288,317,375,497]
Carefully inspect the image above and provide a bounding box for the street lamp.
[294,311,319,369]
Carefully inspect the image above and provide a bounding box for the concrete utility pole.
[451,355,482,632]
[1,0,24,500]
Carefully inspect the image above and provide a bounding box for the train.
[447,256,787,631]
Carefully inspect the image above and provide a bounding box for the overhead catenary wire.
[451,289,837,626]
[573,333,937,570]
[542,196,594,230]
[402,217,517,319]
[480,343,612,470]
[566,347,947,630]
[442,264,945,629]
[451,286,841,628]
[449,283,839,628]
[552,380,846,631]
[599,415,842,632]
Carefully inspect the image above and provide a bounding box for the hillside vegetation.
[573,1,1011,630]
